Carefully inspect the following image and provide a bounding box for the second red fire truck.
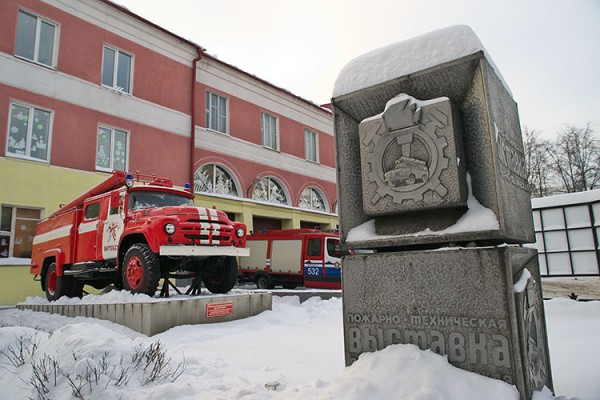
[238,229,342,290]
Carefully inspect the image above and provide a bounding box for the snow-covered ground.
[0,292,598,400]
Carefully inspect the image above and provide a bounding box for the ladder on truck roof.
[51,170,174,218]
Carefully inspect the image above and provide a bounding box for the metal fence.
[528,191,600,277]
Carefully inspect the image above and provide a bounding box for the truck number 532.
[306,267,321,276]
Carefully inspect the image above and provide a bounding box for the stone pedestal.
[342,246,551,399]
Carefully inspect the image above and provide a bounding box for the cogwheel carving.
[521,277,549,391]
[364,104,451,205]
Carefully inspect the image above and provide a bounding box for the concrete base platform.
[270,290,342,303]
[16,292,272,336]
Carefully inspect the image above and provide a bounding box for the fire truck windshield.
[128,190,194,210]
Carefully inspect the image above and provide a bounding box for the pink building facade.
[0,0,338,261]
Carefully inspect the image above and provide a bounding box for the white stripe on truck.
[32,224,73,245]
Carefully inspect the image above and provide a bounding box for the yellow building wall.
[1,159,108,305]
[0,158,339,305]
[0,158,109,216]
[196,194,339,233]
[0,265,44,305]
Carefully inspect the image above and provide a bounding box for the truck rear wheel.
[282,283,298,289]
[122,243,161,296]
[202,256,238,294]
[45,263,80,301]
[255,274,274,290]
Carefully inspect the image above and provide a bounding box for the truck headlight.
[236,227,245,238]
[164,223,176,235]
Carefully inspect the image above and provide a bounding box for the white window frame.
[252,176,290,206]
[15,9,59,68]
[299,186,328,212]
[0,205,43,259]
[95,125,130,172]
[261,112,279,151]
[101,44,133,94]
[205,91,228,134]
[6,101,53,162]
[194,163,240,197]
[304,128,319,163]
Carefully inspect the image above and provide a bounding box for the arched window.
[252,177,288,205]
[194,164,239,197]
[299,187,327,212]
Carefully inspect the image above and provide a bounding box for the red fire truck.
[238,229,342,290]
[30,171,249,300]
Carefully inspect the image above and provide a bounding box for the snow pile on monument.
[333,25,510,98]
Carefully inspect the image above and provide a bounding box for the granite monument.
[332,25,552,399]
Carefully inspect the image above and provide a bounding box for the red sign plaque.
[206,302,233,318]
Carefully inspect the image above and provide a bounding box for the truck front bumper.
[159,245,250,257]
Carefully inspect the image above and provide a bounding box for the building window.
[299,187,326,212]
[15,10,58,67]
[7,102,52,161]
[0,206,42,258]
[96,126,128,171]
[261,112,278,150]
[205,92,227,133]
[102,45,132,93]
[194,164,239,197]
[252,177,288,205]
[305,129,318,162]
[531,203,600,276]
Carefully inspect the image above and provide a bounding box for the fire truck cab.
[239,229,342,290]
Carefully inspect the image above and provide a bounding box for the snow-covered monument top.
[333,25,511,98]
[332,24,533,249]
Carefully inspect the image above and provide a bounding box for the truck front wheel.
[45,263,81,301]
[122,243,161,296]
[202,256,238,294]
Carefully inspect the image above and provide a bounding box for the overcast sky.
[115,0,598,139]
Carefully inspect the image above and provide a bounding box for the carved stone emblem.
[516,272,550,393]
[359,94,467,216]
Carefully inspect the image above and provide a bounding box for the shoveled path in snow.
[541,277,600,300]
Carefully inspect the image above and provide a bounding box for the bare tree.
[546,123,600,193]
[523,127,553,197]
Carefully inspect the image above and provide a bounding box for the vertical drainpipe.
[190,47,204,186]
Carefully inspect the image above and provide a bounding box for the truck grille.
[180,219,234,245]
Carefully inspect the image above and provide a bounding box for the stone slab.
[17,292,272,336]
[342,246,552,399]
[333,51,534,249]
